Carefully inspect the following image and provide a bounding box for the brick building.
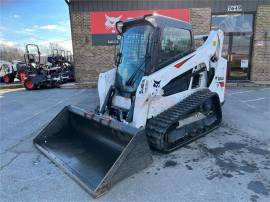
[66,0,270,86]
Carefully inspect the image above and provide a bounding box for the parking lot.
[0,87,269,202]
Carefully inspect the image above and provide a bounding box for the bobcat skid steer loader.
[0,60,16,83]
[34,14,227,197]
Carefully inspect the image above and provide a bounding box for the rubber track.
[146,89,221,152]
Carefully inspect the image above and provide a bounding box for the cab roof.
[120,14,192,32]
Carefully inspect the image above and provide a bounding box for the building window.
[158,27,192,66]
[211,14,254,80]
[212,14,253,33]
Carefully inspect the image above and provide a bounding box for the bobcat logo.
[153,80,161,88]
[105,14,122,33]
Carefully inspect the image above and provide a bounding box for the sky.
[0,0,72,53]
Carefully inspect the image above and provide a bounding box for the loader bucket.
[33,105,152,198]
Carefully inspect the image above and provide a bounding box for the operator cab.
[115,14,194,95]
[104,14,194,122]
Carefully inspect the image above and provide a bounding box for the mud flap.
[33,105,152,198]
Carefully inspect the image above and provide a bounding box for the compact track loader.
[34,15,227,197]
[0,60,16,83]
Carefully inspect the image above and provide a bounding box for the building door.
[212,14,254,80]
[226,33,252,80]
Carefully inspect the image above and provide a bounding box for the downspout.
[65,0,76,77]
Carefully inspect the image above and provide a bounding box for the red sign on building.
[90,9,190,45]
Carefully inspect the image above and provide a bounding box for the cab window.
[157,27,192,69]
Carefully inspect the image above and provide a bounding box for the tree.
[40,42,67,56]
[0,45,24,62]
[0,42,69,63]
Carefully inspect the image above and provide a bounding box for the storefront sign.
[90,9,190,45]
[241,59,249,68]
[227,5,242,12]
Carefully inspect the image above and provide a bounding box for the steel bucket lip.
[33,105,149,198]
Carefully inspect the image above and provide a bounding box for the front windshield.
[116,24,153,93]
[1,64,10,73]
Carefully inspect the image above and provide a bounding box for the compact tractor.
[34,15,227,197]
[47,49,75,83]
[22,45,74,90]
[22,44,57,90]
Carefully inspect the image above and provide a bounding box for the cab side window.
[158,27,192,68]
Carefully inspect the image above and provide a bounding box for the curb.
[68,82,270,89]
[0,82,96,90]
[60,82,79,89]
[0,82,95,90]
[226,82,270,88]
[60,82,97,89]
[0,83,22,89]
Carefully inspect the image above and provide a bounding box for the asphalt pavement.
[0,87,269,202]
